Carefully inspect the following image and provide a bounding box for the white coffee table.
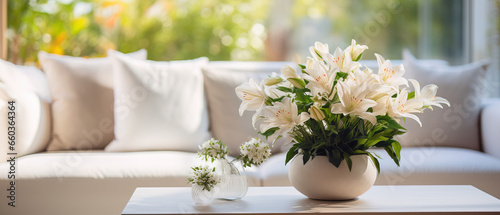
[122,186,500,215]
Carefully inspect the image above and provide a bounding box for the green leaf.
[294,88,313,103]
[377,115,406,130]
[302,152,310,165]
[392,141,402,161]
[368,152,381,174]
[258,127,279,138]
[285,146,298,165]
[314,49,323,60]
[276,86,293,93]
[354,150,368,154]
[357,120,365,136]
[343,152,352,171]
[336,72,348,80]
[269,96,285,103]
[407,91,416,100]
[364,136,389,148]
[355,53,363,61]
[299,64,306,69]
[384,146,400,166]
[327,148,342,167]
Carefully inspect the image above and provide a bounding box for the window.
[4,0,499,67]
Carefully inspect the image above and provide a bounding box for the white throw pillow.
[105,51,210,152]
[399,50,489,150]
[38,50,147,151]
[0,59,51,102]
[202,62,299,156]
[0,86,51,162]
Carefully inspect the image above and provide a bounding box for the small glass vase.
[191,184,216,206]
[214,158,248,200]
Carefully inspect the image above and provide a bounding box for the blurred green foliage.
[6,0,479,65]
[7,0,271,64]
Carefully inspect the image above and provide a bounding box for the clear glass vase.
[214,158,248,200]
[191,184,216,206]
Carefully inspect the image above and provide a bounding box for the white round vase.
[289,154,377,200]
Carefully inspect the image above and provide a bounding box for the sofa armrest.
[481,98,500,158]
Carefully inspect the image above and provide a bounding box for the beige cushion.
[38,50,147,151]
[400,50,489,150]
[202,62,298,156]
[105,51,210,152]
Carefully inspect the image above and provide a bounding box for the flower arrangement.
[187,165,221,191]
[235,40,449,173]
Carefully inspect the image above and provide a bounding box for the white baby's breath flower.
[187,165,221,191]
[198,138,229,162]
[239,138,272,167]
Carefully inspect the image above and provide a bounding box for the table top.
[122,185,500,215]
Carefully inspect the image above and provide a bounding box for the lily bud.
[309,105,325,121]
[264,76,283,86]
[348,39,368,61]
[281,65,299,79]
[306,57,315,69]
[288,78,306,89]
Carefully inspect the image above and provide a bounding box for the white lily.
[324,47,361,73]
[235,78,268,116]
[302,60,337,99]
[387,89,424,126]
[331,81,378,125]
[260,97,310,141]
[346,39,368,61]
[408,79,450,110]
[375,53,408,88]
[371,95,390,116]
[347,67,378,85]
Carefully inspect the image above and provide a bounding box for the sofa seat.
[0,151,261,215]
[259,147,500,198]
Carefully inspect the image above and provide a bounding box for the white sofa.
[1,59,499,215]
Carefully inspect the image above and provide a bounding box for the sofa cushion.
[105,51,210,152]
[0,59,52,102]
[38,50,147,151]
[259,147,500,198]
[0,151,260,185]
[400,50,489,150]
[0,87,51,163]
[202,62,299,156]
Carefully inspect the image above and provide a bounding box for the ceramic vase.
[289,154,377,200]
